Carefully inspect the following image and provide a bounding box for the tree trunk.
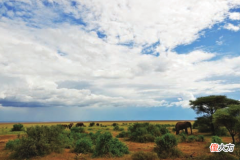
[211,123,215,135]
[231,134,235,144]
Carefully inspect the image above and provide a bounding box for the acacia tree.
[189,95,239,135]
[213,105,240,144]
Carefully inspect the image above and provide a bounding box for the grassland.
[0,120,236,160]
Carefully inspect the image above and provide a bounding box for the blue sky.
[0,0,240,122]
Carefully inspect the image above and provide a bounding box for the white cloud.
[229,12,240,20]
[224,23,240,31]
[0,0,240,109]
[73,0,240,50]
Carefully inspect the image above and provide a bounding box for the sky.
[0,0,240,122]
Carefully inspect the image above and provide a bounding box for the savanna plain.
[0,120,238,160]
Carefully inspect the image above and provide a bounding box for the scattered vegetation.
[131,151,158,160]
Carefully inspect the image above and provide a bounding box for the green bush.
[196,135,205,142]
[117,131,130,138]
[113,125,120,131]
[71,127,85,133]
[211,136,223,144]
[137,134,155,143]
[193,121,198,129]
[127,123,169,143]
[9,125,66,159]
[12,123,24,131]
[187,135,196,143]
[154,133,182,158]
[215,127,229,136]
[155,133,178,151]
[89,131,101,145]
[179,132,187,142]
[74,138,93,153]
[59,132,74,149]
[93,132,129,157]
[112,123,118,126]
[89,122,95,127]
[172,127,176,132]
[71,132,89,141]
[5,139,20,150]
[131,151,158,160]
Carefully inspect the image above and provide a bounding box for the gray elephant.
[175,121,192,135]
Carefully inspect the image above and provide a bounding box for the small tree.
[213,105,240,144]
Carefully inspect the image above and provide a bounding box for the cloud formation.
[0,0,240,109]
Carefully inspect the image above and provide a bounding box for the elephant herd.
[60,122,91,129]
[59,121,192,135]
[60,122,84,129]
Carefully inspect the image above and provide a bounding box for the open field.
[0,120,237,160]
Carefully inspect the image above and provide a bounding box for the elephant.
[68,123,74,129]
[175,121,192,135]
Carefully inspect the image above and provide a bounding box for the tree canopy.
[189,95,240,135]
[213,105,240,144]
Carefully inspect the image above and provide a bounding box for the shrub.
[113,125,120,131]
[131,151,158,160]
[89,122,95,127]
[119,128,124,131]
[93,132,129,157]
[187,135,196,143]
[179,132,187,142]
[172,127,176,132]
[112,123,118,126]
[194,152,238,160]
[71,127,85,133]
[154,133,182,158]
[196,135,205,142]
[89,131,101,145]
[117,131,130,138]
[127,123,169,143]
[211,136,223,144]
[155,133,178,151]
[74,138,93,153]
[9,125,66,159]
[193,121,198,129]
[215,127,229,136]
[12,123,24,131]
[12,137,39,158]
[158,126,169,135]
[59,133,74,149]
[71,133,89,141]
[5,139,20,151]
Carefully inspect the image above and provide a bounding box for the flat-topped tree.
[189,95,239,135]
